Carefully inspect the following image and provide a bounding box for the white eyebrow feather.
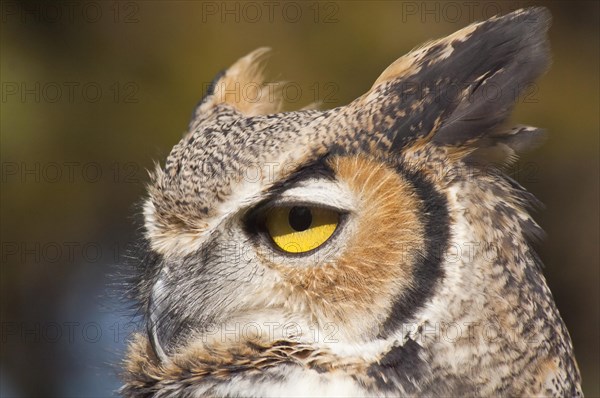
[277,178,357,211]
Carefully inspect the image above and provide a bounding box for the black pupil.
[288,206,312,231]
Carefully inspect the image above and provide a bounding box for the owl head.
[123,7,581,397]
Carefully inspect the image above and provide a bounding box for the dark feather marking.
[268,155,336,194]
[365,338,425,393]
[379,164,450,336]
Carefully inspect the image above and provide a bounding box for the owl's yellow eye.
[264,206,339,253]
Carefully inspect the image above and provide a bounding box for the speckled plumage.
[123,7,582,397]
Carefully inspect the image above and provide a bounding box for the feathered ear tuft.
[190,47,284,124]
[465,125,546,165]
[359,7,551,157]
[431,7,551,148]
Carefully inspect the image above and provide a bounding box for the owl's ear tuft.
[190,47,283,124]
[464,125,546,165]
[363,7,551,157]
[431,7,551,148]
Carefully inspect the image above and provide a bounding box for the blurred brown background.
[1,1,598,396]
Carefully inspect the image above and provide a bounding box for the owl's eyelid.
[263,198,350,214]
[273,179,357,213]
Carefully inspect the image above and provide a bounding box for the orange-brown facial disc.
[272,155,427,338]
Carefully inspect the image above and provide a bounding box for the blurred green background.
[1,1,598,396]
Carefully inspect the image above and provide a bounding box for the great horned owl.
[122,7,582,397]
